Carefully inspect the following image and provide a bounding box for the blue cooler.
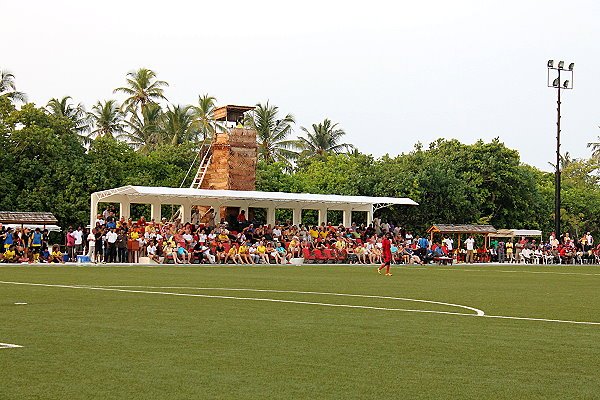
[77,255,91,263]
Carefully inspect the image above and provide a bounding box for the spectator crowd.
[1,208,599,265]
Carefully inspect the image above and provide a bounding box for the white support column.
[366,206,374,226]
[151,202,162,222]
[267,207,276,226]
[342,208,352,228]
[90,194,99,229]
[318,208,328,225]
[119,199,130,220]
[180,202,191,224]
[292,208,302,226]
[212,204,221,225]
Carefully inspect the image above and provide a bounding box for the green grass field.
[1,263,599,399]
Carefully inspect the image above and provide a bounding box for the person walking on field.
[377,233,393,276]
[465,235,475,263]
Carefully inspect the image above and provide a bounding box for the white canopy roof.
[91,185,418,227]
[92,185,418,210]
[511,229,543,237]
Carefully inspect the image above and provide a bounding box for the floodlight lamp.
[547,60,554,68]
[569,62,575,71]
[563,80,570,88]
[552,78,560,87]
[558,61,565,69]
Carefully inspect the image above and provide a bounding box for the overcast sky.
[4,0,599,171]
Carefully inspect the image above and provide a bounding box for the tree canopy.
[2,67,600,238]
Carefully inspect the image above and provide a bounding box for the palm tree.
[89,100,126,138]
[161,105,197,146]
[113,68,168,114]
[587,132,600,160]
[0,70,27,104]
[190,94,223,141]
[548,152,573,171]
[244,102,296,164]
[120,103,164,152]
[294,118,354,159]
[45,96,91,140]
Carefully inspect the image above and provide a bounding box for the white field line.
[0,342,23,349]
[0,280,479,317]
[97,286,485,316]
[1,281,599,326]
[391,266,600,277]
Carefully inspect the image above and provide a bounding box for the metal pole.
[555,69,561,240]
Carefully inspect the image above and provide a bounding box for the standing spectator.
[465,235,475,263]
[65,227,76,261]
[30,228,43,262]
[72,226,84,257]
[497,241,506,263]
[95,227,105,263]
[116,229,128,263]
[442,235,454,256]
[585,232,593,246]
[106,227,118,263]
[87,228,96,262]
[0,223,5,250]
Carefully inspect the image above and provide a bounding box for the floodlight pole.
[555,69,561,240]
[547,61,573,241]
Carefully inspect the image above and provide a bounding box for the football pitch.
[1,263,599,399]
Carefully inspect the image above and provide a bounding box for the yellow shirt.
[257,245,266,254]
[309,229,319,238]
[319,231,328,239]
[51,251,62,258]
[238,245,248,254]
[4,250,16,259]
[227,247,237,255]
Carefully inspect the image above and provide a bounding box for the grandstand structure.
[90,105,419,227]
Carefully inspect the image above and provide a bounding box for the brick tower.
[191,105,257,191]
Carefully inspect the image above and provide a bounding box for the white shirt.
[106,231,118,243]
[87,233,95,246]
[198,233,207,243]
[465,238,475,251]
[183,233,193,244]
[442,238,454,250]
[405,234,413,245]
[95,218,105,226]
[147,245,157,255]
[72,230,83,245]
[272,228,282,237]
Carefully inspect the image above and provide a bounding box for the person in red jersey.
[378,233,393,276]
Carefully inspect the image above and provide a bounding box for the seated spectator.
[355,244,367,264]
[248,243,260,264]
[146,240,160,263]
[237,242,254,265]
[256,241,269,264]
[266,242,281,264]
[49,245,65,263]
[224,243,238,264]
[275,242,290,264]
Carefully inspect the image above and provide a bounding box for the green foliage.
[3,67,600,237]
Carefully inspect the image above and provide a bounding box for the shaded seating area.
[0,211,60,232]
[427,224,497,263]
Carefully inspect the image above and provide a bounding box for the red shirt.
[382,238,392,258]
